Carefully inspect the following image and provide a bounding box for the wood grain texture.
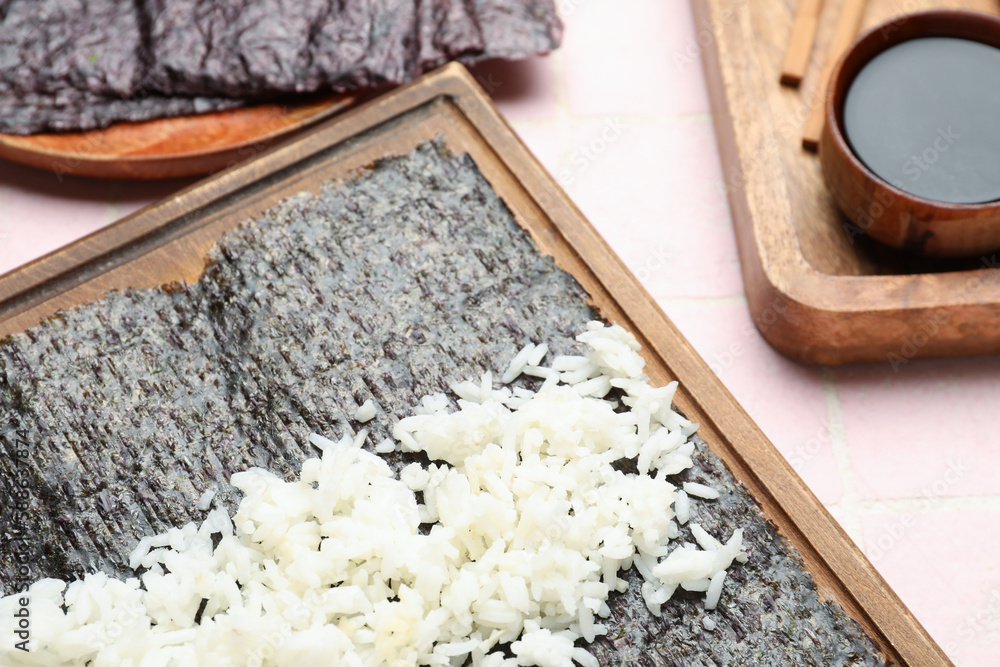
[801,0,866,150]
[0,93,355,179]
[694,0,1000,365]
[0,62,951,666]
[780,0,823,86]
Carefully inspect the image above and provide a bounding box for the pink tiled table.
[2,2,998,664]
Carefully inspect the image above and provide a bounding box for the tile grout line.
[854,495,1000,514]
[821,366,866,551]
[548,111,716,124]
[541,112,717,130]
[657,295,748,308]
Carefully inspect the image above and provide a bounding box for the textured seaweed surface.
[0,141,884,665]
[0,0,561,134]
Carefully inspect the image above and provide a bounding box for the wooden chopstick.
[780,0,823,87]
[802,0,868,152]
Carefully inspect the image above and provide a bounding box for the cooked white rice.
[675,489,691,525]
[0,321,745,666]
[196,489,217,511]
[682,482,720,500]
[355,399,377,423]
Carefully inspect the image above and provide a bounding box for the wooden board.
[0,63,950,666]
[0,93,355,180]
[693,0,1000,365]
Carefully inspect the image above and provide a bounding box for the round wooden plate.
[0,94,355,180]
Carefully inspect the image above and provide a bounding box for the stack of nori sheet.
[0,141,884,665]
[0,0,562,134]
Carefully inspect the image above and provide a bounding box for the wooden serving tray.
[0,93,355,180]
[693,0,1000,365]
[0,63,949,666]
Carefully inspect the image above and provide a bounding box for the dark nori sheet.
[0,140,884,665]
[0,0,562,135]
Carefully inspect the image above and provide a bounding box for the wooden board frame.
[0,62,950,666]
[0,94,357,180]
[692,0,1000,365]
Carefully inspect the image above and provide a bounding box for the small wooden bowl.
[820,9,1000,258]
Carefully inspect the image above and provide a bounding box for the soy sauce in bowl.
[842,37,1000,205]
